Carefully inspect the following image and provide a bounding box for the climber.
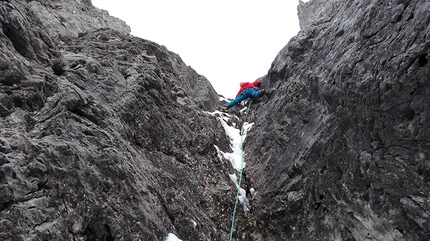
[219,79,270,112]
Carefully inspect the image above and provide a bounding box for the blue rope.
[229,99,252,241]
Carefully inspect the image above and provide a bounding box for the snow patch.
[208,109,256,216]
[217,116,253,172]
[229,174,251,215]
[191,219,197,228]
[165,233,182,241]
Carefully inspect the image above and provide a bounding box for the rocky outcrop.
[28,0,130,39]
[297,0,342,30]
[0,1,232,240]
[244,0,430,240]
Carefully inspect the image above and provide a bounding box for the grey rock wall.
[298,0,342,30]
[28,0,131,39]
[244,0,430,240]
[0,1,232,241]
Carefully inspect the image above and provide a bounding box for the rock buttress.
[0,1,235,240]
[245,0,430,240]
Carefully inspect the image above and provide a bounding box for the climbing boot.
[219,106,228,112]
[261,89,271,96]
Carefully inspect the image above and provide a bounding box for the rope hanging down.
[229,99,253,241]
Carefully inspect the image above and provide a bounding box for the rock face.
[297,0,341,30]
[1,1,232,240]
[1,0,429,241]
[243,0,430,240]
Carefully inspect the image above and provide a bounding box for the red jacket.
[235,80,262,97]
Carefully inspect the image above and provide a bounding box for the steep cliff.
[244,0,430,240]
[1,0,232,240]
[1,0,429,241]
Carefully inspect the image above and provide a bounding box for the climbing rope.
[229,99,253,241]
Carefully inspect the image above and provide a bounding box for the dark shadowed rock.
[242,0,430,240]
[0,1,233,240]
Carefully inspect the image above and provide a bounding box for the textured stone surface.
[244,0,430,240]
[0,1,233,240]
[28,0,131,38]
[298,0,342,30]
[1,0,430,240]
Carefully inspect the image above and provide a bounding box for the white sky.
[91,0,303,98]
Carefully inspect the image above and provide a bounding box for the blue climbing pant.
[225,88,264,109]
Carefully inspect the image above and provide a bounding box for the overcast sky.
[91,0,305,98]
